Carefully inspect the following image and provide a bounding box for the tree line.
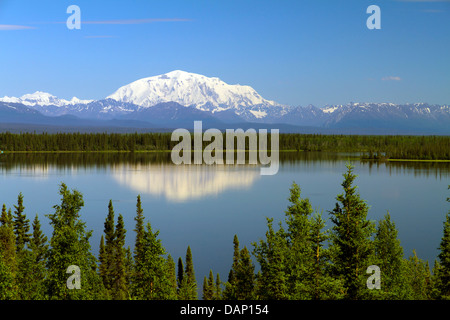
[0,165,449,300]
[0,132,449,160]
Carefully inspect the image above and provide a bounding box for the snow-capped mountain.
[0,71,449,134]
[0,91,92,107]
[319,102,450,128]
[107,70,288,115]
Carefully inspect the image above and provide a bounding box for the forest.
[0,164,449,300]
[0,132,449,160]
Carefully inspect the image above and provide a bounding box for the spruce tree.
[166,254,178,299]
[0,205,17,275]
[436,186,450,298]
[12,195,34,299]
[214,273,223,300]
[329,164,375,300]
[405,250,431,300]
[253,182,339,300]
[223,235,240,299]
[30,214,48,264]
[101,199,116,295]
[431,260,443,300]
[134,222,172,299]
[202,275,212,300]
[13,192,31,252]
[177,257,184,291]
[177,248,197,300]
[0,205,17,299]
[0,204,13,227]
[0,252,15,300]
[177,257,189,300]
[112,213,127,300]
[309,212,343,300]
[371,212,409,299]
[133,195,145,264]
[124,246,134,295]
[98,235,106,285]
[185,246,197,299]
[202,270,215,300]
[45,183,105,299]
[234,246,255,300]
[252,217,288,299]
[283,182,316,299]
[16,214,48,300]
[132,195,145,297]
[15,248,36,299]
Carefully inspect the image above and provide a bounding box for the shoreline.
[1,150,449,162]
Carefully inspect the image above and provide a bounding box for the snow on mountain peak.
[20,91,61,106]
[106,70,281,111]
[0,91,92,107]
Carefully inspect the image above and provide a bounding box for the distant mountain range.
[1,70,449,134]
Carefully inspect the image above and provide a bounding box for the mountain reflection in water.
[111,163,261,202]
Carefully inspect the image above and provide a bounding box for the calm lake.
[0,152,449,287]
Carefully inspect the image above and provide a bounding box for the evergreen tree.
[309,212,343,300]
[252,182,342,300]
[329,164,375,300]
[45,183,105,299]
[371,212,409,299]
[202,276,208,300]
[0,252,15,300]
[223,235,240,299]
[405,250,431,300]
[202,270,216,300]
[283,182,316,299]
[98,235,106,286]
[0,204,13,227]
[202,271,214,300]
[131,195,145,297]
[100,200,116,296]
[112,213,128,300]
[133,195,145,263]
[166,254,178,299]
[13,193,31,252]
[431,260,444,300]
[0,205,17,299]
[234,246,255,300]
[177,248,197,300]
[16,214,48,300]
[0,205,17,275]
[252,217,288,299]
[177,257,184,292]
[30,214,48,264]
[185,246,197,299]
[124,246,134,295]
[436,186,450,298]
[15,249,36,299]
[214,273,223,300]
[134,222,172,299]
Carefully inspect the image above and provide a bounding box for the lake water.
[0,152,449,288]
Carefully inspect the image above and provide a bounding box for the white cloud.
[382,76,402,81]
[0,24,35,30]
[82,18,192,25]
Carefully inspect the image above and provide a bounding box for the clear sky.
[0,0,449,107]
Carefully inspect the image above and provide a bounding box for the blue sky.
[0,0,449,106]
